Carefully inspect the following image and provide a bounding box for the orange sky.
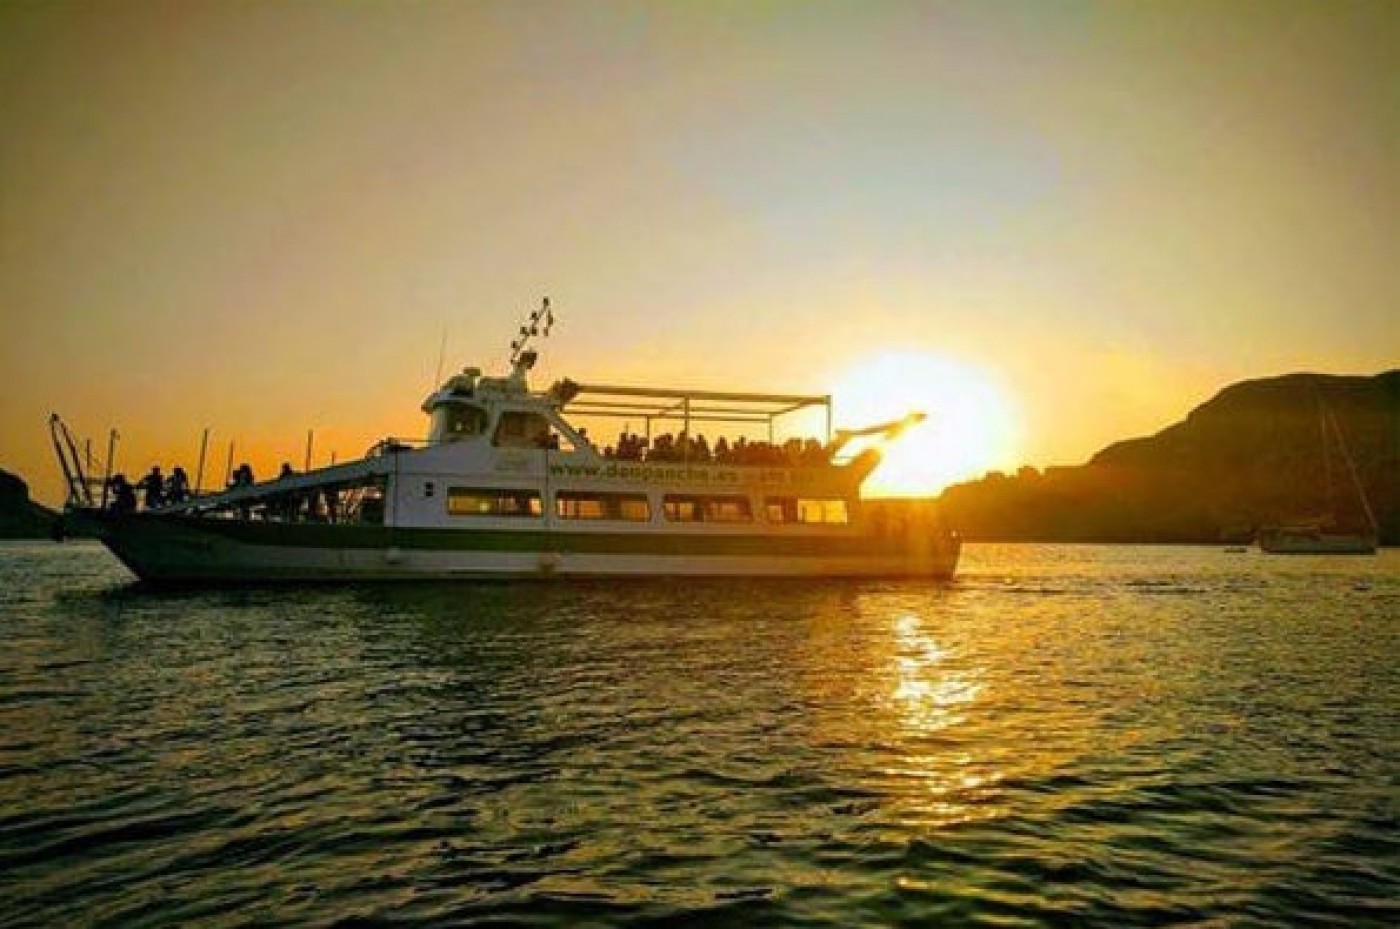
[2,1,1396,505]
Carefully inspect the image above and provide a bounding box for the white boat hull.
[75,512,961,582]
[1258,531,1377,555]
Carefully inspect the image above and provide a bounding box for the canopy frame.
[559,382,833,445]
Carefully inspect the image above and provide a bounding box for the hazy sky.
[3,0,1396,504]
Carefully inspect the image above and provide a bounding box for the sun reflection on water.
[890,612,982,732]
[881,612,1004,828]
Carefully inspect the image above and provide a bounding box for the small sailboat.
[1258,385,1378,555]
[1257,521,1377,555]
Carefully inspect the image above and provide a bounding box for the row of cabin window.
[443,489,849,524]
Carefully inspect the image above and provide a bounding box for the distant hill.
[0,469,60,539]
[938,371,1399,545]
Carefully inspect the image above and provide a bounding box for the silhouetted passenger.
[650,433,676,461]
[614,431,646,460]
[138,466,165,509]
[108,474,137,515]
[228,463,255,519]
[321,486,339,523]
[231,463,255,488]
[268,463,300,518]
[166,466,190,503]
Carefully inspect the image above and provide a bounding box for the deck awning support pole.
[683,396,691,461]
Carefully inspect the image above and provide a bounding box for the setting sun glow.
[833,352,1020,498]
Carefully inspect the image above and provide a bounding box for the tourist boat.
[52,301,961,582]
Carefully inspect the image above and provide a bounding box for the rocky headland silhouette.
[939,370,1397,545]
[0,469,58,539]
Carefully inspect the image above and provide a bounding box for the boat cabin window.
[662,494,753,523]
[492,411,577,451]
[431,402,487,443]
[446,487,543,518]
[765,496,849,525]
[555,491,651,522]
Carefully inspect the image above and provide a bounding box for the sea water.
[1,541,1396,927]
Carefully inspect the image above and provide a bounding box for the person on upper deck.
[612,432,647,460]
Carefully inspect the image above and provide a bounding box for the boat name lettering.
[548,462,800,485]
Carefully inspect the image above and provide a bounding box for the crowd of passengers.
[602,431,832,466]
[105,461,344,522]
[103,464,192,513]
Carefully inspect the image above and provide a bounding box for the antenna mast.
[432,326,449,389]
[508,297,555,379]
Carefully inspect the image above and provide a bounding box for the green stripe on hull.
[161,514,947,558]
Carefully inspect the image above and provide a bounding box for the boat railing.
[366,436,434,457]
[135,454,394,519]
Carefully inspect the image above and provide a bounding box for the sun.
[831,351,1020,497]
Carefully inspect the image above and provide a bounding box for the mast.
[1316,387,1333,515]
[1326,405,1379,534]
